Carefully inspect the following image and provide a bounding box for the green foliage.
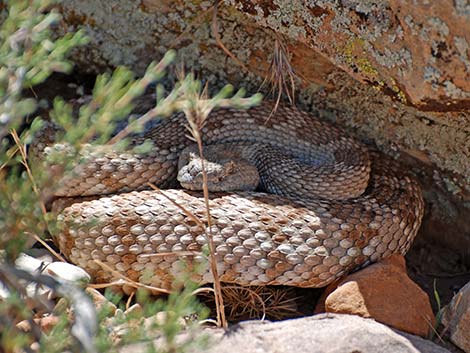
[0,0,87,259]
[0,292,32,350]
[431,279,443,339]
[94,283,210,353]
[0,0,88,137]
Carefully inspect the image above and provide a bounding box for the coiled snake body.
[53,102,424,289]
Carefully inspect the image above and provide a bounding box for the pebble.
[151,311,187,327]
[13,253,91,287]
[86,287,117,316]
[16,315,60,333]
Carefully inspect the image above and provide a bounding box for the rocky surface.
[315,254,435,337]
[53,1,470,271]
[442,281,470,352]
[228,1,470,110]
[120,314,450,353]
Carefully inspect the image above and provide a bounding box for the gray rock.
[15,252,51,273]
[43,261,91,287]
[120,314,449,353]
[442,281,470,352]
[14,253,91,287]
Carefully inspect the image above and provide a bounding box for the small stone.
[16,315,59,333]
[43,261,91,286]
[315,254,435,337]
[16,320,32,332]
[147,311,186,328]
[442,280,470,352]
[0,281,9,299]
[124,303,143,317]
[119,313,450,353]
[86,287,117,316]
[25,282,52,300]
[10,254,89,299]
[36,315,60,333]
[15,253,50,273]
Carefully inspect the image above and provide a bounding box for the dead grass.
[10,129,66,262]
[202,285,300,322]
[211,1,298,117]
[177,93,228,329]
[261,33,298,116]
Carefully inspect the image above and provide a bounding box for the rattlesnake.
[51,102,424,290]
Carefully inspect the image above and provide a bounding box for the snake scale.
[51,102,424,290]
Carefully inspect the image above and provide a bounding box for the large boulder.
[120,314,450,353]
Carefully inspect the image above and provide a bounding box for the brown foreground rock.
[442,280,470,352]
[316,254,435,337]
[120,314,449,353]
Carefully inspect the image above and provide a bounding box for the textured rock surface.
[228,0,470,110]
[119,314,450,353]
[315,254,435,337]
[54,0,470,267]
[442,281,470,352]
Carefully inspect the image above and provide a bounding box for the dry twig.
[211,0,249,72]
[10,129,66,262]
[219,285,300,321]
[261,34,298,117]
[91,259,172,295]
[180,99,228,328]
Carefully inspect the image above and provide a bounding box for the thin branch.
[222,285,267,321]
[194,132,227,328]
[92,259,172,295]
[140,251,202,258]
[0,145,19,171]
[212,0,249,72]
[11,129,47,218]
[10,129,66,262]
[25,232,66,263]
[148,183,206,230]
[149,182,226,327]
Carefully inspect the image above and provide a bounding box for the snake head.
[177,144,259,192]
